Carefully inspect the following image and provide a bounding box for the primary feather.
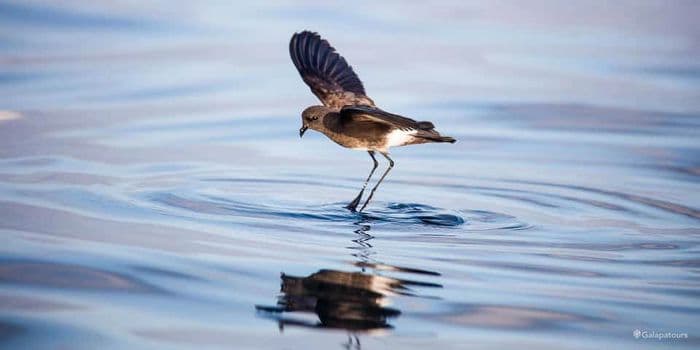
[289,31,374,109]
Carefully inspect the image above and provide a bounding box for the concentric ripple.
[133,181,539,235]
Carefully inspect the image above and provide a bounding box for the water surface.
[1,1,699,349]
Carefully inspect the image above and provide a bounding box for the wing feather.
[340,105,434,131]
[290,31,374,109]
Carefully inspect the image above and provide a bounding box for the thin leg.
[346,151,378,212]
[359,153,394,212]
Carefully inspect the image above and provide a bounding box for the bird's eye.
[311,116,319,121]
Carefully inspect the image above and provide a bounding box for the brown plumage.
[290,31,456,211]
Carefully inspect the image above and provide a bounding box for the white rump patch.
[386,129,416,148]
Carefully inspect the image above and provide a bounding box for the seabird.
[290,31,455,212]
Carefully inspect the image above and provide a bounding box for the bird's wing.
[290,31,374,110]
[340,105,435,131]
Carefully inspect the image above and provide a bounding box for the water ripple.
[0,259,161,293]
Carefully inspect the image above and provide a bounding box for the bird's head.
[299,105,329,138]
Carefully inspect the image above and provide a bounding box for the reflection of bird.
[290,31,456,212]
[255,268,442,333]
[257,270,401,331]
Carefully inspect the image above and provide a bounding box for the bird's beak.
[299,125,308,138]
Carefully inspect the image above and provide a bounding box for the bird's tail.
[413,121,456,143]
[415,133,456,143]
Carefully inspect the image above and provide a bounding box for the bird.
[290,31,455,212]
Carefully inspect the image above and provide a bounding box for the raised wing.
[340,105,435,131]
[290,31,374,110]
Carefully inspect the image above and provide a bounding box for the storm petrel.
[290,31,455,212]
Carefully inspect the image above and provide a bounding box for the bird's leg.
[359,153,394,212]
[347,151,378,212]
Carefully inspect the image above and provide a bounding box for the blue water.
[1,1,699,349]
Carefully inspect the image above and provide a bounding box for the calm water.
[1,1,699,349]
